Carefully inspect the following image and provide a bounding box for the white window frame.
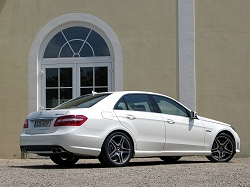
[76,62,112,96]
[41,64,77,110]
[40,59,112,109]
[29,13,123,112]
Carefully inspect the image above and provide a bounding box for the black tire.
[159,156,182,163]
[206,133,235,162]
[98,132,133,167]
[50,155,79,167]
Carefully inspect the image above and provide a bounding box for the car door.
[113,94,165,151]
[151,95,205,152]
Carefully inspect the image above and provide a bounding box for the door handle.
[166,119,175,124]
[126,114,136,120]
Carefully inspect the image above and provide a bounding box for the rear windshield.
[54,94,110,109]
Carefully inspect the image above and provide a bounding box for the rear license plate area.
[34,120,51,128]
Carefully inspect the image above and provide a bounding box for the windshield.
[54,93,110,109]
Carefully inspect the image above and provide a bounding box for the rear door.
[113,94,165,151]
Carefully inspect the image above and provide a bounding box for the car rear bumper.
[20,145,70,156]
[20,127,108,157]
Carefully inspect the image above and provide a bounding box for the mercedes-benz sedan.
[20,91,240,167]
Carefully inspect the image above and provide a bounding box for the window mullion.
[58,68,60,106]
[93,67,95,91]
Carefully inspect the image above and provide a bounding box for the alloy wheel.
[50,155,79,166]
[99,132,133,167]
[108,135,131,164]
[207,133,235,162]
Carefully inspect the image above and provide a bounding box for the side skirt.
[134,151,211,158]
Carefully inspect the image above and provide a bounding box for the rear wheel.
[50,155,79,167]
[159,156,181,163]
[98,132,133,167]
[206,133,235,162]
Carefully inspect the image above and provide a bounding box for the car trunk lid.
[25,109,69,134]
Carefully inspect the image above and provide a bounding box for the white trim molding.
[178,0,196,111]
[29,13,123,112]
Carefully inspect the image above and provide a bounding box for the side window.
[114,98,128,110]
[114,94,154,112]
[152,95,188,117]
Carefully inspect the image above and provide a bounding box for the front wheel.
[98,132,133,167]
[50,155,79,167]
[206,133,235,162]
[159,156,181,163]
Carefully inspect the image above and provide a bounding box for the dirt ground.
[0,157,249,187]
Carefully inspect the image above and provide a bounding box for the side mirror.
[190,111,198,119]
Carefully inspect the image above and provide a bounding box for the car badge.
[39,110,43,116]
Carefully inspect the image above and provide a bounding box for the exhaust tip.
[20,148,27,153]
[51,148,64,153]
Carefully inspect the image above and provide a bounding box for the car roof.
[101,91,191,111]
[92,90,176,99]
[97,90,166,96]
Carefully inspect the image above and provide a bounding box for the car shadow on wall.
[0,0,7,14]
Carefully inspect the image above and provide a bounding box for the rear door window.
[114,94,154,112]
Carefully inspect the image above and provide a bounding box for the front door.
[151,95,205,152]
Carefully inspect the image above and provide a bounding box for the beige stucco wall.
[3,0,248,159]
[0,0,177,158]
[196,0,250,157]
[0,0,30,158]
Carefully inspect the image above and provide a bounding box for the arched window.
[29,13,123,112]
[41,26,112,109]
[43,27,110,58]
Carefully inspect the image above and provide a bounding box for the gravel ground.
[0,157,249,187]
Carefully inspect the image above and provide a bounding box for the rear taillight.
[54,115,88,127]
[23,119,28,128]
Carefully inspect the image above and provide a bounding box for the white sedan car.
[20,91,240,167]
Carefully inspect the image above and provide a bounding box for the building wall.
[0,0,30,158]
[196,0,250,156]
[0,0,177,158]
[0,0,249,158]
